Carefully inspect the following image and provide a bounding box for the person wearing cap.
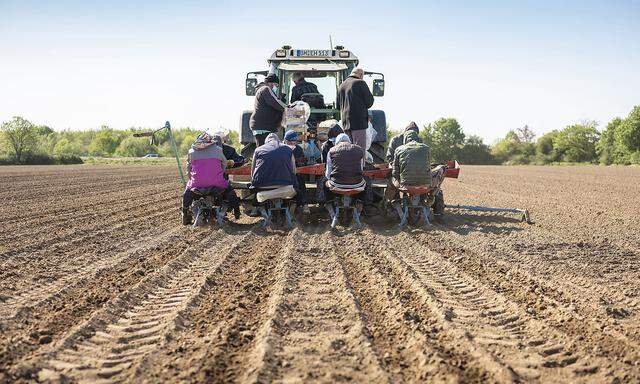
[386,122,422,166]
[321,123,344,163]
[283,130,310,214]
[182,132,241,225]
[250,74,287,147]
[337,68,374,151]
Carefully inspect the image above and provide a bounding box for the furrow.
[32,229,250,383]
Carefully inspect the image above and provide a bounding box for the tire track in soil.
[379,230,607,382]
[247,225,389,383]
[0,226,181,320]
[418,229,640,381]
[28,228,253,383]
[332,232,493,383]
[134,229,290,383]
[0,226,198,379]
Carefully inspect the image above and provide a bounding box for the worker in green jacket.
[386,130,444,201]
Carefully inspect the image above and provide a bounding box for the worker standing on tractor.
[386,130,445,202]
[386,122,421,165]
[321,123,344,163]
[250,74,286,147]
[283,130,311,215]
[290,72,319,103]
[182,132,241,225]
[337,68,374,150]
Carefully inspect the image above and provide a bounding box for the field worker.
[337,68,374,150]
[321,123,344,163]
[387,130,444,202]
[213,135,246,168]
[250,74,286,147]
[386,122,422,165]
[290,72,319,103]
[183,132,241,225]
[283,130,310,214]
[321,133,369,204]
[250,133,300,204]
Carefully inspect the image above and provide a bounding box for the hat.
[284,130,300,142]
[265,74,279,84]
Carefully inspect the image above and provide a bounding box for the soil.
[0,164,638,383]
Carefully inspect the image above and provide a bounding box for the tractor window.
[286,72,338,108]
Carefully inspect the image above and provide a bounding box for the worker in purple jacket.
[182,132,240,225]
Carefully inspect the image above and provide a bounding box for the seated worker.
[283,130,310,214]
[386,121,421,166]
[386,130,443,201]
[290,72,319,103]
[182,132,241,225]
[250,133,305,207]
[322,133,367,203]
[213,134,246,168]
[321,123,344,163]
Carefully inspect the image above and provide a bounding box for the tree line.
[1,105,639,165]
[0,117,239,165]
[407,105,639,165]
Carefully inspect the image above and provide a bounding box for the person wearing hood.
[250,74,287,147]
[386,121,422,165]
[250,133,302,204]
[321,133,368,204]
[321,123,344,163]
[212,134,246,168]
[386,130,437,202]
[337,68,374,150]
[182,132,241,225]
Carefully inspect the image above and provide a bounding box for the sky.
[1,0,639,143]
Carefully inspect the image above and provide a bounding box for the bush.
[554,123,599,163]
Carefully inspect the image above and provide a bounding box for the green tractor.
[239,45,387,162]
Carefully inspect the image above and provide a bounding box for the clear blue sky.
[1,0,639,143]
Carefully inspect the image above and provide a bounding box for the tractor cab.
[240,46,387,162]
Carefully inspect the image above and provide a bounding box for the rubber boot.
[182,208,192,225]
[233,205,241,220]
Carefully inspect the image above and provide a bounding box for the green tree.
[597,118,626,164]
[422,118,465,161]
[616,106,640,153]
[88,126,121,156]
[115,137,155,157]
[536,130,561,163]
[0,116,39,163]
[492,130,535,164]
[458,135,495,164]
[554,123,599,163]
[53,138,85,156]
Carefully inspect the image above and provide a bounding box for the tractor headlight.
[338,50,350,58]
[275,49,286,58]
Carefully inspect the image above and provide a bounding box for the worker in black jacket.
[290,73,319,103]
[321,123,344,163]
[249,74,287,146]
[336,68,374,151]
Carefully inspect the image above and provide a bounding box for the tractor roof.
[268,46,359,65]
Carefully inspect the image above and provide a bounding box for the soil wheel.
[433,190,445,216]
[407,207,424,226]
[338,208,352,227]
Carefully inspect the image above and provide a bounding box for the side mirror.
[245,78,257,96]
[372,79,385,96]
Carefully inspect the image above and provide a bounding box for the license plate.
[295,49,332,57]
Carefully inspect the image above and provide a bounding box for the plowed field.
[1,164,638,383]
